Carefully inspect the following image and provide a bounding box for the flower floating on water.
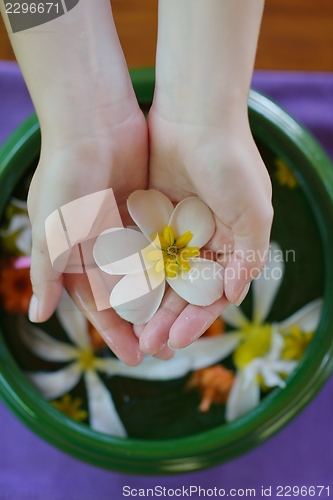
[274,158,298,189]
[20,289,127,436]
[51,394,88,422]
[0,257,32,313]
[0,197,31,255]
[93,189,224,324]
[220,241,322,421]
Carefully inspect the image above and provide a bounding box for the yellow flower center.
[147,225,200,278]
[51,394,88,422]
[281,325,313,361]
[77,348,98,371]
[233,322,272,370]
[274,158,298,189]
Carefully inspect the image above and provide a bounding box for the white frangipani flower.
[226,327,297,422]
[93,189,224,324]
[220,241,323,421]
[19,290,127,437]
[0,198,31,255]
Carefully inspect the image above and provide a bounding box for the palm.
[28,111,149,365]
[136,109,272,355]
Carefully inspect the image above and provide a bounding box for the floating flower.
[274,158,298,189]
[0,197,31,255]
[0,257,32,313]
[19,289,241,436]
[93,189,224,324]
[226,327,297,422]
[19,290,128,437]
[219,241,322,421]
[51,394,88,422]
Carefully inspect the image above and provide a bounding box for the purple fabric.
[1,62,333,499]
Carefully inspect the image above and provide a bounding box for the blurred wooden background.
[1,0,332,70]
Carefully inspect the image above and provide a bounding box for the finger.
[64,273,144,366]
[204,217,234,256]
[152,344,175,360]
[28,233,64,323]
[168,296,229,350]
[139,287,187,355]
[224,200,273,305]
[133,324,145,338]
[133,322,175,360]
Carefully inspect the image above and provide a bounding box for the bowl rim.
[1,68,333,475]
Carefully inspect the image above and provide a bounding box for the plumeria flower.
[226,327,297,422]
[93,189,224,324]
[220,241,323,422]
[19,290,128,437]
[0,197,31,255]
[20,290,241,436]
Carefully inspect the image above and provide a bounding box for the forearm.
[0,0,138,145]
[154,0,265,125]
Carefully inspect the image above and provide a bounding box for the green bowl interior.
[1,69,333,474]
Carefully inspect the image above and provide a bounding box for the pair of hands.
[27,91,273,366]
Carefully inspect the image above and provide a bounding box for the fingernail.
[28,294,39,322]
[234,282,251,306]
[167,340,181,351]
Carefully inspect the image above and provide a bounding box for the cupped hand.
[27,105,152,365]
[137,106,273,354]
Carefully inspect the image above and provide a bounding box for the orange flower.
[187,364,235,412]
[87,321,107,350]
[0,258,32,314]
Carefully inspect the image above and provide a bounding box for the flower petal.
[11,197,28,210]
[56,289,91,348]
[261,365,286,388]
[84,371,127,437]
[181,332,243,370]
[225,370,260,422]
[0,214,30,236]
[18,318,78,362]
[127,189,174,239]
[15,227,32,255]
[267,326,285,361]
[27,363,82,399]
[252,241,284,324]
[221,304,249,328]
[169,197,215,248]
[278,298,323,333]
[93,227,155,275]
[110,270,165,324]
[100,355,192,380]
[98,333,242,380]
[166,258,223,306]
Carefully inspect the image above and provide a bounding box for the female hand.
[135,105,273,355]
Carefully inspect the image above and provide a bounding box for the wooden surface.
[1,0,333,71]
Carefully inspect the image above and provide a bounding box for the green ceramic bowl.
[1,69,333,475]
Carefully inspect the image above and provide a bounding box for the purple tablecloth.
[1,61,333,499]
